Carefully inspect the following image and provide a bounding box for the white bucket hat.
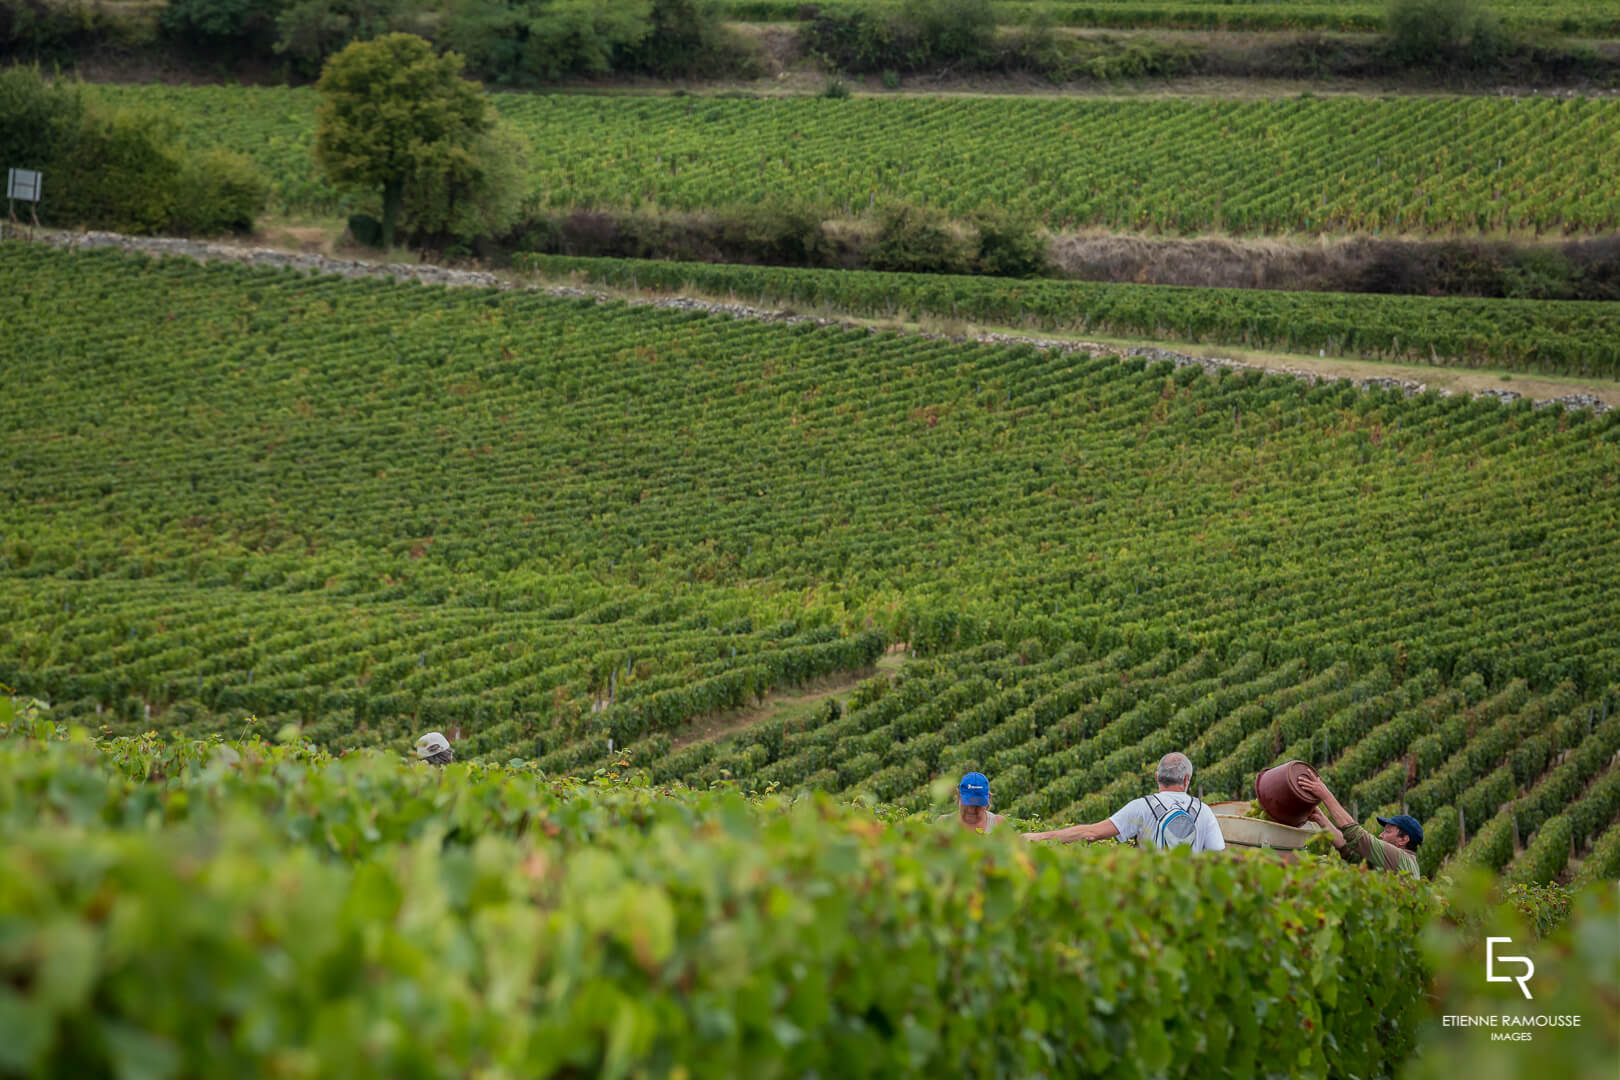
[415,731,451,760]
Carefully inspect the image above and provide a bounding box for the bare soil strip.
[669,647,909,751]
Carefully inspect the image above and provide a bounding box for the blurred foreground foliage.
[0,709,1446,1080]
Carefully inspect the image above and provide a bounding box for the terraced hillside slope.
[91,86,1620,236]
[3,244,1619,883]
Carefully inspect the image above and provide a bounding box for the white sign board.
[7,169,42,203]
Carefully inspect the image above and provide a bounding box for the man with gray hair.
[1023,752,1224,852]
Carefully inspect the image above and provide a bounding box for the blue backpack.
[1146,794,1204,851]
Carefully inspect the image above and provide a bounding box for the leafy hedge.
[1418,807,1461,879]
[515,253,1620,377]
[1450,706,1620,873]
[1507,814,1575,885]
[0,726,1436,1079]
[1504,762,1620,884]
[719,0,1620,38]
[0,68,267,235]
[1573,817,1620,886]
[1402,681,1573,820]
[582,630,888,744]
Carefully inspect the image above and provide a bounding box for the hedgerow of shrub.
[0,727,1436,1079]
[0,67,267,235]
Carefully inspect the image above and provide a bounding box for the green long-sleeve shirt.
[1337,821,1421,877]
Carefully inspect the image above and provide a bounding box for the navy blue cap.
[1377,814,1423,848]
[959,772,990,807]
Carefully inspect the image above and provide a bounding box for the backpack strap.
[1186,797,1205,850]
[1147,794,1201,822]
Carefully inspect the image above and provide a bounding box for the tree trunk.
[381,178,404,252]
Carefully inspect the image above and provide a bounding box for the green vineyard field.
[4,243,1620,886]
[722,0,1620,37]
[519,253,1620,377]
[0,721,1447,1078]
[91,85,1620,236]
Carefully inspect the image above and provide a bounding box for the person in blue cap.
[939,771,1004,833]
[1300,774,1422,877]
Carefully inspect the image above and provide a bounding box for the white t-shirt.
[1109,791,1225,852]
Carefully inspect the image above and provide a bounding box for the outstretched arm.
[1024,820,1120,844]
[1308,807,1346,849]
[1300,775,1355,829]
[1340,821,1415,872]
[1301,777,1408,869]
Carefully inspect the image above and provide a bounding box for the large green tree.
[444,0,652,85]
[275,0,414,76]
[313,33,490,251]
[160,0,286,55]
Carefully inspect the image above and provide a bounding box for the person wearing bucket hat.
[937,771,1005,833]
[415,731,454,766]
[1299,774,1421,877]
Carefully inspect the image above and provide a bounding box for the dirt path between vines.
[27,230,1618,412]
[891,320,1620,411]
[670,645,909,751]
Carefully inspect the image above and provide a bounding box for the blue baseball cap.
[959,772,990,807]
[1377,814,1424,848]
